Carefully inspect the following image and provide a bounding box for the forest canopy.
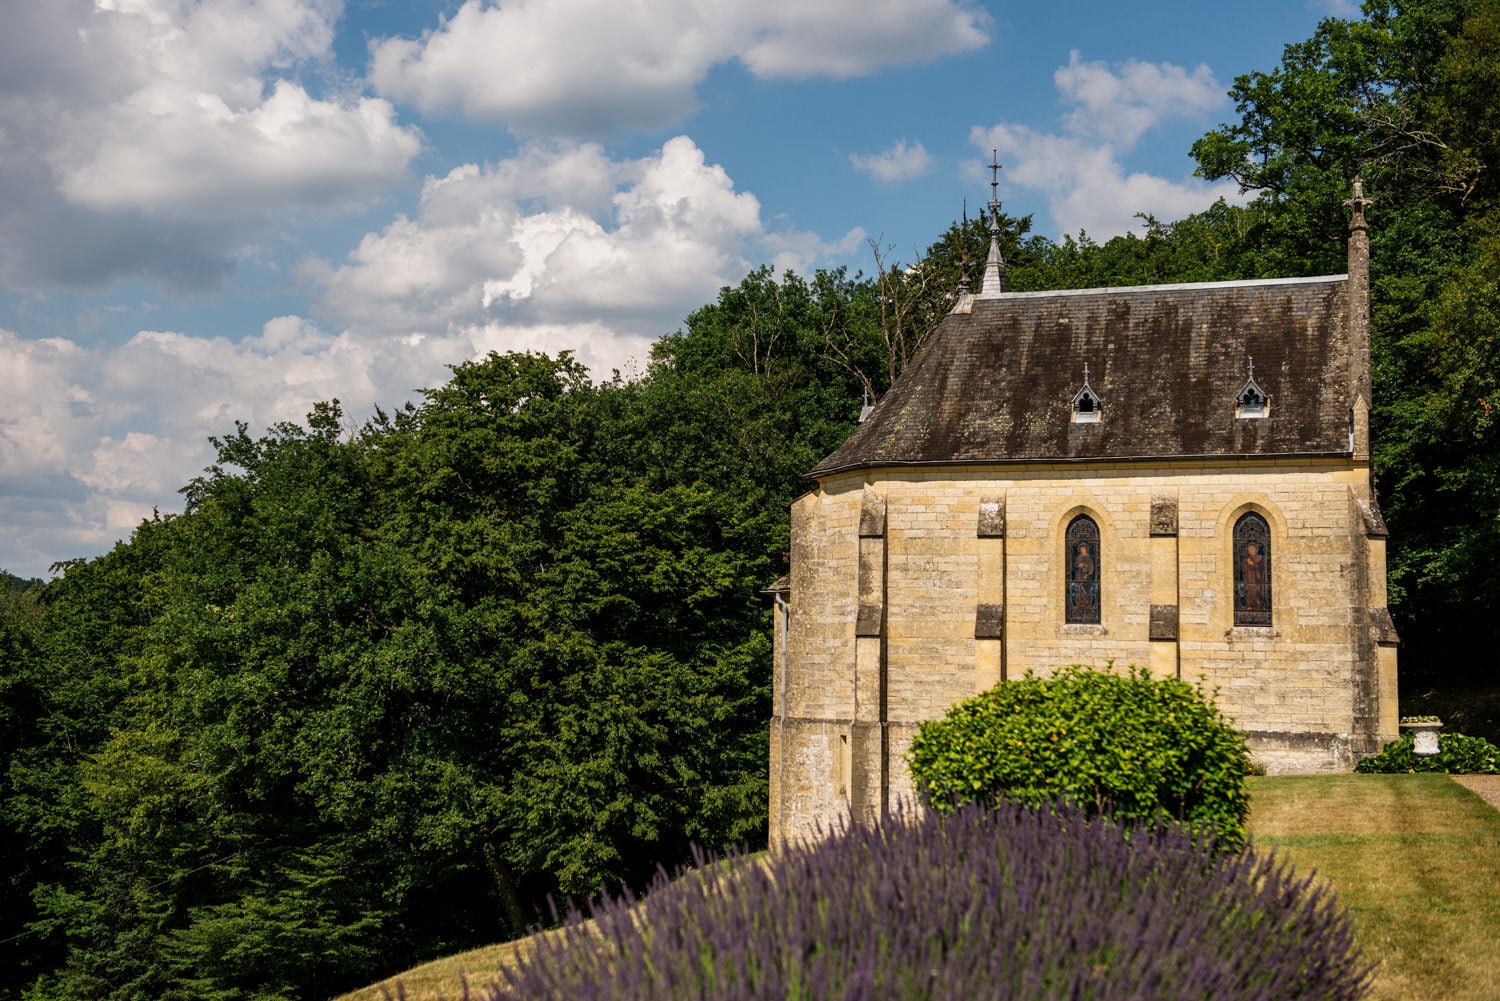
[5,1,1500,997]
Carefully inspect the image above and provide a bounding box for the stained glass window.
[1233,512,1272,626]
[1065,515,1101,624]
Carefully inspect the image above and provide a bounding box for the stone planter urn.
[1401,717,1443,756]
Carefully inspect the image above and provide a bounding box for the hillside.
[338,776,1500,1001]
[9,3,1500,993]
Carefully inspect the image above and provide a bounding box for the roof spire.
[980,148,1010,296]
[958,198,971,296]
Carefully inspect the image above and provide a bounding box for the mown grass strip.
[1246,774,1500,1001]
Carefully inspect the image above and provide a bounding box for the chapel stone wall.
[769,459,1398,848]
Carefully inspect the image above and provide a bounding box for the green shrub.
[1355,732,1500,774]
[907,664,1252,847]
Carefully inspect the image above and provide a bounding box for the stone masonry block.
[1367,607,1399,646]
[1150,494,1178,536]
[859,488,886,537]
[974,604,1005,639]
[977,498,1006,537]
[1149,604,1179,641]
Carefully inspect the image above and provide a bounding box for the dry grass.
[333,941,511,1001]
[1247,773,1500,1001]
[332,853,768,1001]
[333,931,556,1001]
[337,778,1500,1001]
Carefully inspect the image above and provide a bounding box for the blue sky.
[0,0,1356,578]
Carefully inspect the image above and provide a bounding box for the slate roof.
[758,574,791,595]
[810,275,1354,478]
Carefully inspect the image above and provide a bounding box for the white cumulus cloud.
[0,0,422,289]
[1054,50,1222,147]
[368,0,990,134]
[54,79,419,219]
[850,140,933,184]
[2,128,866,578]
[0,314,659,579]
[306,136,768,338]
[973,52,1242,239]
[1309,0,1361,16]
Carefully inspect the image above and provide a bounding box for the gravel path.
[1452,774,1500,812]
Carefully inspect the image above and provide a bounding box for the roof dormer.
[1072,364,1101,423]
[1236,358,1269,419]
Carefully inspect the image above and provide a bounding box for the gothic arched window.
[1233,512,1272,626]
[1065,515,1101,624]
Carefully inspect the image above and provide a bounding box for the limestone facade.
[768,461,1398,846]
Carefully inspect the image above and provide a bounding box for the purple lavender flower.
[481,801,1371,1001]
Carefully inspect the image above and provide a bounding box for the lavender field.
[488,801,1371,1001]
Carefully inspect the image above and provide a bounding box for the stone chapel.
[765,175,1400,846]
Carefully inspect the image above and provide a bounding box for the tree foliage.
[6,2,1500,992]
[0,268,892,998]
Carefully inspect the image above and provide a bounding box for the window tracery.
[1233,512,1272,626]
[1065,515,1101,624]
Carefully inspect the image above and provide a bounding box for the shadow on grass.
[1247,773,1500,1001]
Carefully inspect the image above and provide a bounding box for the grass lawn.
[333,934,545,1001]
[1246,773,1500,1001]
[337,775,1500,1001]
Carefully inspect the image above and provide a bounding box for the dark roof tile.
[810,276,1353,477]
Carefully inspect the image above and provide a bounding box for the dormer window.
[1072,364,1102,423]
[1236,358,1269,419]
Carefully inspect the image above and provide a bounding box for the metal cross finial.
[987,148,1003,232]
[1344,176,1374,231]
[978,148,1010,294]
[1083,362,1090,385]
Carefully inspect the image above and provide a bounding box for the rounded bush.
[1355,731,1500,774]
[489,801,1371,1001]
[907,664,1251,847]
